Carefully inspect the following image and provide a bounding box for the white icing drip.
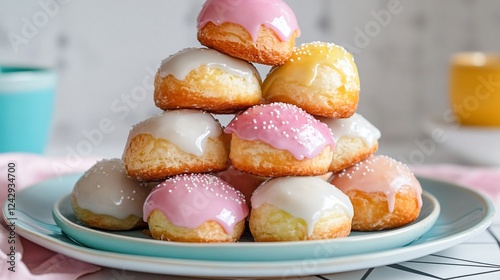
[159,48,260,81]
[72,159,153,219]
[251,176,353,236]
[124,109,222,156]
[318,113,381,146]
[331,155,423,213]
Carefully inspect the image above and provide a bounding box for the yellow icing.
[262,41,359,94]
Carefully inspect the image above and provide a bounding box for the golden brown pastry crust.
[71,196,147,231]
[147,209,245,242]
[154,65,262,114]
[197,22,297,65]
[329,138,378,173]
[123,134,229,181]
[346,187,421,231]
[228,135,333,177]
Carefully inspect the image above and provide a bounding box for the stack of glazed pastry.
[71,0,423,243]
[124,0,306,242]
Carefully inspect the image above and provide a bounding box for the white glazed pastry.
[318,113,381,172]
[122,109,229,181]
[158,48,259,81]
[249,176,353,241]
[71,158,153,230]
[154,48,262,113]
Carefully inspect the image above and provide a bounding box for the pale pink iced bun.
[329,155,422,231]
[197,0,300,65]
[224,102,336,177]
[217,165,268,208]
[143,174,249,242]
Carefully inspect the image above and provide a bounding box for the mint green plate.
[2,174,494,278]
[52,189,439,262]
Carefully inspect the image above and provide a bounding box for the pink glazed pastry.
[217,165,268,208]
[224,102,335,177]
[329,155,423,231]
[197,0,301,65]
[143,173,249,242]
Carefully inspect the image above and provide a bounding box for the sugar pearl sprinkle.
[79,158,151,201]
[290,41,348,62]
[337,155,411,180]
[225,102,335,159]
[73,158,153,219]
[156,173,246,205]
[83,158,125,179]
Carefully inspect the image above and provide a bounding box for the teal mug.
[0,66,57,153]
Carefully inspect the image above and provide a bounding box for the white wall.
[1,0,499,163]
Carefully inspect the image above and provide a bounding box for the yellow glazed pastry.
[262,42,360,118]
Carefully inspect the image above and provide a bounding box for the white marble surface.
[1,0,500,164]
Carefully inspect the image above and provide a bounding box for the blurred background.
[1,0,500,164]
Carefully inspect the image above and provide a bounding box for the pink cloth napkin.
[412,164,500,204]
[0,153,101,280]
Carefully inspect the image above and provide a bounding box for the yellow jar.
[449,52,500,126]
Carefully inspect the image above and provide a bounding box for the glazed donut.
[217,165,268,209]
[143,174,249,242]
[262,42,360,118]
[329,155,422,231]
[224,102,335,177]
[154,48,262,114]
[197,0,300,65]
[122,109,229,181]
[317,113,381,172]
[249,176,353,241]
[71,159,153,231]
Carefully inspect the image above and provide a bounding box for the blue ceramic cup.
[0,66,57,153]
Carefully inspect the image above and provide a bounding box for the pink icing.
[217,166,268,207]
[224,102,336,160]
[329,155,423,212]
[143,174,249,234]
[197,0,301,42]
